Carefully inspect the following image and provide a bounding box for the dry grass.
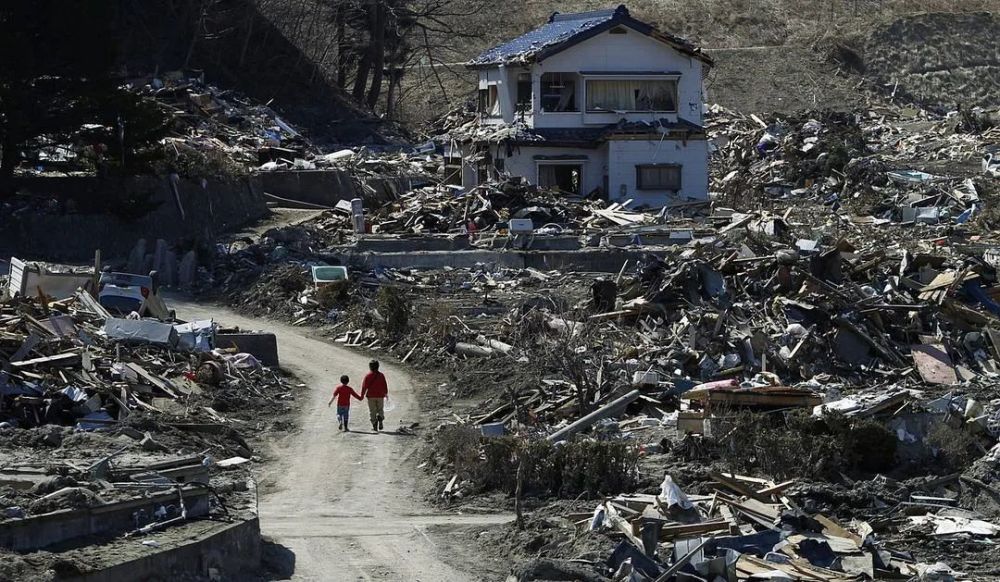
[477,436,641,497]
[396,0,995,124]
[719,409,898,479]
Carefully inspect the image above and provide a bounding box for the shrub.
[476,436,639,498]
[719,409,897,479]
[376,285,410,337]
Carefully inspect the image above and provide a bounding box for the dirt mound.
[706,46,867,113]
[864,12,1000,109]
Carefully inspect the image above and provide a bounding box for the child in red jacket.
[327,375,362,431]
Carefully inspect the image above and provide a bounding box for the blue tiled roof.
[468,5,711,68]
[469,7,622,66]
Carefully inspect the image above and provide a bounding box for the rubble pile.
[0,291,288,434]
[132,70,313,171]
[264,207,1000,579]
[0,290,294,535]
[364,179,653,235]
[262,144,439,175]
[708,103,999,225]
[182,95,1000,579]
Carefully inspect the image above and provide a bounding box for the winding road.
[171,299,511,581]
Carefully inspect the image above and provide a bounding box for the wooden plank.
[911,343,958,384]
[757,479,796,497]
[125,362,180,399]
[985,328,1000,361]
[711,472,771,502]
[10,351,80,368]
[605,503,644,549]
[658,519,732,540]
[727,474,772,486]
[716,497,778,529]
[75,289,111,320]
[9,332,41,363]
[739,554,852,582]
[741,498,781,521]
[689,389,822,408]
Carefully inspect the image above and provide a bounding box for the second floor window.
[586,79,677,113]
[540,73,577,112]
[517,74,532,114]
[478,85,500,117]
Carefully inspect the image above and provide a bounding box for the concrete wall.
[1,175,266,261]
[339,247,677,273]
[68,518,261,582]
[0,486,210,551]
[607,138,709,205]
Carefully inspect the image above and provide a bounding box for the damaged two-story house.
[455,5,714,207]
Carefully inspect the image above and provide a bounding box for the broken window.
[538,164,582,194]
[586,79,677,112]
[540,73,577,112]
[636,164,681,191]
[516,74,532,115]
[478,85,500,117]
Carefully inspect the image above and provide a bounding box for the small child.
[327,375,362,431]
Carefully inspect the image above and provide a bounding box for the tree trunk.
[0,132,19,199]
[384,67,402,120]
[335,4,349,89]
[351,1,376,105]
[183,0,207,69]
[238,3,255,68]
[352,54,371,104]
[364,1,386,109]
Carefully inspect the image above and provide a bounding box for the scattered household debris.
[186,94,1000,580]
[0,284,295,572]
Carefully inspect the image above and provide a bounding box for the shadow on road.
[342,428,416,437]
[261,538,296,580]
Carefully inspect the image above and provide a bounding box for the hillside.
[394,2,999,123]
[106,1,1000,133]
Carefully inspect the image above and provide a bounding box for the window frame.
[583,75,679,114]
[536,161,584,195]
[635,164,682,192]
[539,72,578,113]
[478,84,501,117]
[516,73,532,112]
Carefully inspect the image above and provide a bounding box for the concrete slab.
[0,485,210,551]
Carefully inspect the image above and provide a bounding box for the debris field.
[191,95,1000,581]
[0,284,298,580]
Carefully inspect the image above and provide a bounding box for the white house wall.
[478,68,518,124]
[462,143,608,194]
[501,145,606,195]
[607,139,708,206]
[532,27,704,128]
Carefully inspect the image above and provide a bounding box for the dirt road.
[171,298,511,581]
